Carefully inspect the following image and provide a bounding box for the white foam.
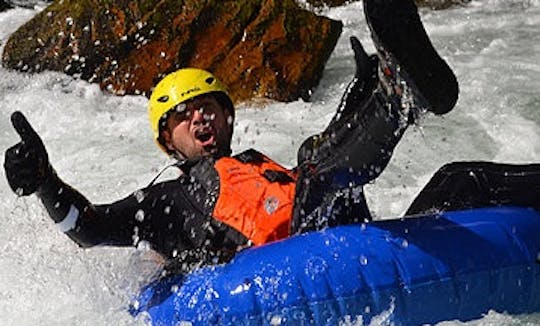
[0,1,539,324]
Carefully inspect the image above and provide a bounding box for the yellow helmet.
[148,68,233,153]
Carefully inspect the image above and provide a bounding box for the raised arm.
[3,111,135,247]
[4,112,248,269]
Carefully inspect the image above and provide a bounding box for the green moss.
[230,0,261,24]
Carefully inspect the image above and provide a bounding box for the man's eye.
[204,113,216,121]
[174,103,187,114]
[171,106,191,121]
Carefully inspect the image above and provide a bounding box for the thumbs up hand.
[4,111,52,196]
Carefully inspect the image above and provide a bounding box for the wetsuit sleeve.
[37,168,249,272]
[37,175,197,251]
[36,172,138,247]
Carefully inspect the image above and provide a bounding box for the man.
[3,0,457,274]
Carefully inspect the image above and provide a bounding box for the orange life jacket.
[212,150,297,246]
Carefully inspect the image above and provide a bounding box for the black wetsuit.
[43,157,249,274]
[292,55,409,233]
[22,56,409,274]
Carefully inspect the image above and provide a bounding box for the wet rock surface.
[2,0,342,103]
[303,0,470,10]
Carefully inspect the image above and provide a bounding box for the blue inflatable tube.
[131,206,540,325]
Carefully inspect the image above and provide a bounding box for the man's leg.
[364,0,458,115]
[292,57,407,233]
[406,162,540,215]
[291,0,458,234]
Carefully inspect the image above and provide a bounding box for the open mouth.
[195,128,215,147]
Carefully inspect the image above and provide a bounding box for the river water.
[0,1,539,325]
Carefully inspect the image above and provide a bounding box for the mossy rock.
[303,0,470,10]
[2,0,342,103]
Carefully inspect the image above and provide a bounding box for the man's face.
[161,94,233,160]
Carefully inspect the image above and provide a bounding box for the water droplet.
[131,299,140,310]
[401,239,409,248]
[359,255,368,265]
[137,240,151,251]
[134,190,145,203]
[270,315,282,325]
[135,209,145,222]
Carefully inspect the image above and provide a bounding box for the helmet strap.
[146,160,186,188]
[171,148,189,162]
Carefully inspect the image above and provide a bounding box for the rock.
[415,0,471,10]
[4,1,52,9]
[1,0,13,12]
[302,0,349,8]
[2,0,342,103]
[303,0,470,10]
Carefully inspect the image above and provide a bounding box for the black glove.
[4,111,52,196]
[350,36,373,79]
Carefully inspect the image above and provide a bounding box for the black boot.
[364,0,459,115]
